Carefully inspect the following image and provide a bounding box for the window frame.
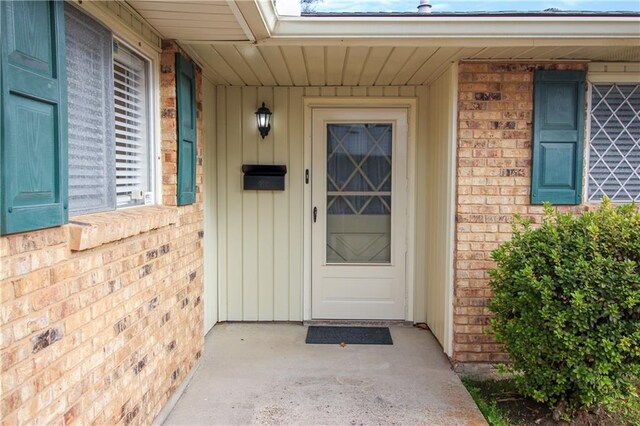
[66,2,162,215]
[112,37,156,209]
[585,71,640,204]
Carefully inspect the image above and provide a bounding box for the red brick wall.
[0,41,204,425]
[453,62,589,364]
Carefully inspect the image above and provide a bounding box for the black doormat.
[305,326,393,345]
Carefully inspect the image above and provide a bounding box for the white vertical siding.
[424,66,457,355]
[216,87,228,321]
[203,78,218,334]
[288,88,305,319]
[216,86,436,322]
[225,87,244,320]
[414,85,429,325]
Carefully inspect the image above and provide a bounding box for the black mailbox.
[242,164,287,191]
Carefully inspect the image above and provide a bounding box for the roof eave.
[262,16,640,46]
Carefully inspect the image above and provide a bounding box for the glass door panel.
[325,123,392,263]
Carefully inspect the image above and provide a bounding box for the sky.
[306,0,640,13]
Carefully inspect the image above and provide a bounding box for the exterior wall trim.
[444,63,459,357]
[585,81,594,204]
[302,97,418,322]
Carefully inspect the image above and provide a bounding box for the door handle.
[313,207,318,223]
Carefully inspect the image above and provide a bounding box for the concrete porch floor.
[163,323,487,425]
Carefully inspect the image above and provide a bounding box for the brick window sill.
[68,206,178,251]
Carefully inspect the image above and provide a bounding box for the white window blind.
[113,41,151,207]
[588,83,640,202]
[65,4,116,215]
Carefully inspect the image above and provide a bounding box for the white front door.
[311,108,408,320]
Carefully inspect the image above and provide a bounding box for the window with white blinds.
[113,41,151,207]
[588,83,640,202]
[64,3,154,216]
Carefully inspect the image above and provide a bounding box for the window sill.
[68,206,178,252]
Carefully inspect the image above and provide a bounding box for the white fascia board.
[255,0,278,34]
[265,16,640,46]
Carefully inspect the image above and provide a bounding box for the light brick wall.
[0,41,204,425]
[454,62,589,364]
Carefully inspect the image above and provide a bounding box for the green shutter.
[1,1,68,235]
[531,70,585,205]
[176,53,196,206]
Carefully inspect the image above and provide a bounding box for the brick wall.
[0,41,204,425]
[454,62,589,365]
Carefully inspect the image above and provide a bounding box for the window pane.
[588,84,640,202]
[65,4,116,215]
[113,41,151,207]
[326,124,392,264]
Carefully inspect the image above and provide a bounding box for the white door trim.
[311,109,408,319]
[302,97,418,322]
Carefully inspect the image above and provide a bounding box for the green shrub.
[488,198,640,416]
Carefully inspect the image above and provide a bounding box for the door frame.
[302,97,418,322]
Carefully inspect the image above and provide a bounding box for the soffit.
[183,44,640,86]
[122,1,639,85]
[125,0,251,41]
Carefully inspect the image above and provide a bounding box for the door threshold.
[304,319,413,327]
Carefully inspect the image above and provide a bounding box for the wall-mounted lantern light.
[255,102,272,139]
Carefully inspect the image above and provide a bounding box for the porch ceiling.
[181,44,640,86]
[124,1,640,86]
